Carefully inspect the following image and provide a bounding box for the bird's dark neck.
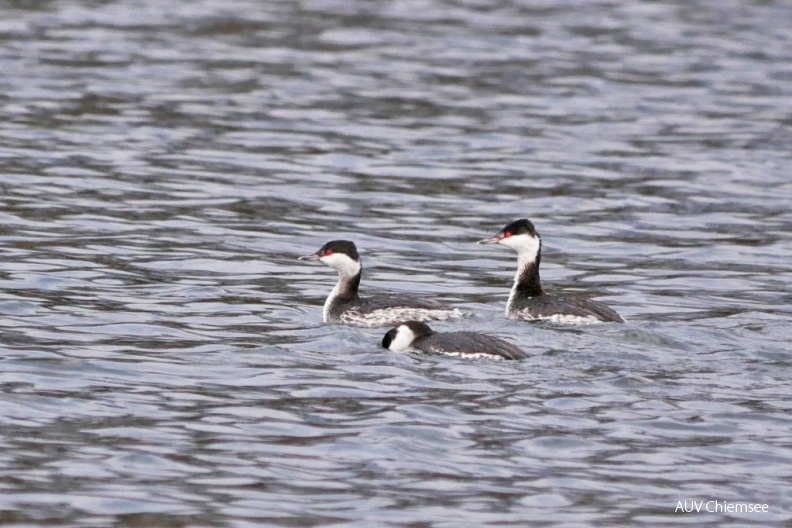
[324,269,362,322]
[512,253,544,298]
[335,270,362,300]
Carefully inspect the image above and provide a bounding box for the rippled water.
[2,0,792,526]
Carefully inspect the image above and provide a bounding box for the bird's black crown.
[316,240,360,260]
[500,219,539,237]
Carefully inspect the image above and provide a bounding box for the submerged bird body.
[382,321,526,360]
[478,219,623,324]
[299,240,460,327]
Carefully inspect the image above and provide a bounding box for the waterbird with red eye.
[477,219,624,324]
[299,240,462,327]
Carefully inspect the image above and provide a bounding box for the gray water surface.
[1,1,792,526]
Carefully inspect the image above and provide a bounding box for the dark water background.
[1,0,791,526]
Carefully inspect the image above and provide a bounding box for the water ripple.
[1,0,791,526]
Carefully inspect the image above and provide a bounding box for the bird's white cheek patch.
[321,253,361,276]
[385,326,416,351]
[501,234,540,258]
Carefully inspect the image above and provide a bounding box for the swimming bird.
[477,219,623,323]
[382,321,525,360]
[299,240,461,327]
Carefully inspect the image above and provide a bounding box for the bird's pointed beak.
[298,252,321,261]
[477,234,501,245]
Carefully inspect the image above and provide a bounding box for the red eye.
[324,249,333,256]
[504,232,512,238]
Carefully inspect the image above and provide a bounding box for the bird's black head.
[299,240,360,262]
[315,240,359,260]
[477,218,541,248]
[500,219,538,238]
[381,321,434,351]
[381,327,398,349]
